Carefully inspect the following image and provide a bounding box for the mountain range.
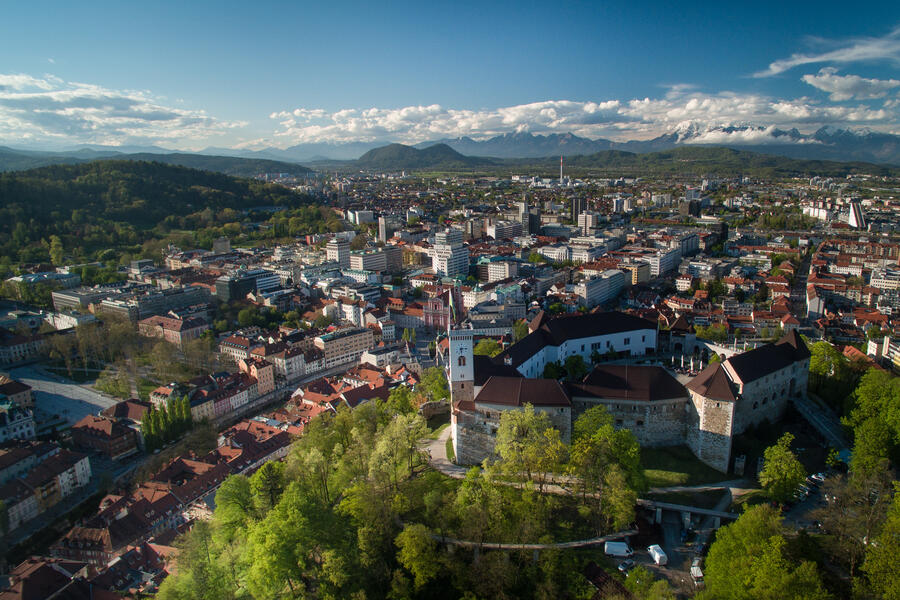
[193,126,900,165]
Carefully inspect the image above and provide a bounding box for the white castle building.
[448,311,810,472]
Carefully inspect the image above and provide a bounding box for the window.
[642,335,646,342]
[615,419,623,427]
[581,344,585,351]
[458,356,466,367]
[624,337,630,345]
[753,402,758,409]
[636,420,644,426]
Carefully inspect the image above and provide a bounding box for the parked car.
[618,559,636,573]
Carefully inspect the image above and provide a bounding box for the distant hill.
[354,143,497,170]
[0,147,313,177]
[512,146,900,177]
[499,145,899,178]
[0,160,315,263]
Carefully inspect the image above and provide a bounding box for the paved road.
[10,365,118,427]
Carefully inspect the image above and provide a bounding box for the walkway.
[793,394,849,451]
[432,529,638,551]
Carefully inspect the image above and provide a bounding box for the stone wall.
[571,396,687,447]
[686,392,734,473]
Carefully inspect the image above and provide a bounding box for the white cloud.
[802,67,900,101]
[262,88,897,147]
[755,26,900,77]
[0,73,245,148]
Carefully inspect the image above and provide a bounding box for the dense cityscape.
[2,2,900,599]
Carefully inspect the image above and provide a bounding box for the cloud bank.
[261,88,895,147]
[0,73,245,148]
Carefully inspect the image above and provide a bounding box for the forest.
[0,160,325,268]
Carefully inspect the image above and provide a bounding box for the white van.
[604,541,634,557]
[648,544,668,566]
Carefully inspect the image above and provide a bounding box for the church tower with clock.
[448,329,474,405]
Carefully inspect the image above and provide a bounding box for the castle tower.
[448,329,474,405]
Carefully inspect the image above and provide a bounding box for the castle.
[449,311,810,472]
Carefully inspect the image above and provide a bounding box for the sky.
[2,0,900,150]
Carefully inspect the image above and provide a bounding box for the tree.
[814,471,893,578]
[250,461,286,514]
[49,235,64,265]
[513,319,529,342]
[542,361,566,379]
[624,566,676,600]
[215,474,254,538]
[473,338,503,357]
[419,367,449,402]
[701,504,829,600]
[395,523,440,590]
[494,405,567,492]
[864,483,900,600]
[759,433,806,504]
[563,354,588,381]
[386,385,416,415]
[569,406,644,532]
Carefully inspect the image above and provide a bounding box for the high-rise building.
[571,198,586,221]
[577,211,598,235]
[326,238,350,268]
[378,215,403,243]
[432,228,469,278]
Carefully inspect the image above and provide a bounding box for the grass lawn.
[426,411,450,433]
[137,377,160,401]
[445,435,456,463]
[641,445,728,488]
[730,489,769,512]
[427,422,449,440]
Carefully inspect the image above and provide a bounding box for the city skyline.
[2,0,900,150]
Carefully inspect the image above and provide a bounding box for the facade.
[71,415,140,460]
[314,327,375,368]
[684,331,810,471]
[137,315,209,348]
[574,270,626,308]
[0,405,35,442]
[326,238,351,268]
[432,229,470,278]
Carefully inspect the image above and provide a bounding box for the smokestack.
[560,155,563,182]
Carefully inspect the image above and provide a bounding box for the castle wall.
[571,395,688,447]
[727,358,809,435]
[685,392,734,473]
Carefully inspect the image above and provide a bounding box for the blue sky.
[1,0,900,149]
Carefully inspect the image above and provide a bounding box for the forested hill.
[0,146,314,177]
[0,160,321,265]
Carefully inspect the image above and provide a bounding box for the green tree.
[563,354,588,381]
[494,405,567,492]
[624,566,676,600]
[701,504,830,600]
[569,406,644,531]
[250,460,286,514]
[395,523,440,590]
[513,319,529,342]
[419,366,449,402]
[542,360,566,379]
[473,338,503,357]
[386,385,416,415]
[49,234,64,265]
[215,474,254,539]
[759,433,806,504]
[864,483,900,600]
